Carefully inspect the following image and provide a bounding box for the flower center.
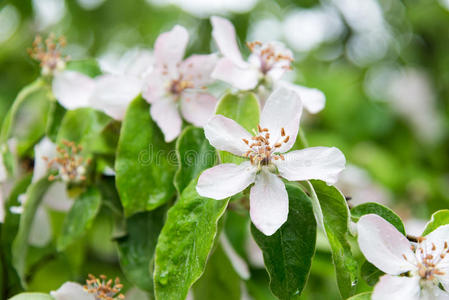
[247,41,293,75]
[84,274,125,300]
[169,77,194,96]
[43,140,90,183]
[242,125,290,169]
[28,34,68,76]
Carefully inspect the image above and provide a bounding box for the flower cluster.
[84,274,125,300]
[28,33,68,76]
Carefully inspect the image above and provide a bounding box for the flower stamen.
[28,33,68,76]
[84,274,125,300]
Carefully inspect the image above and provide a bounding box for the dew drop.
[158,271,169,285]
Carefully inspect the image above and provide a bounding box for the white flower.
[196,87,345,235]
[50,282,94,300]
[357,214,449,300]
[142,25,219,142]
[210,16,325,114]
[52,49,153,120]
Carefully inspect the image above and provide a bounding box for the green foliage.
[153,178,229,300]
[251,183,316,300]
[45,101,66,142]
[174,126,216,194]
[351,202,406,235]
[57,187,101,251]
[422,209,449,235]
[115,96,176,216]
[347,292,372,300]
[65,59,102,77]
[360,260,383,286]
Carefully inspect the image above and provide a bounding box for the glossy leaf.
[115,96,176,216]
[422,209,449,235]
[215,92,260,164]
[361,260,383,286]
[153,178,229,300]
[12,177,52,286]
[57,187,101,251]
[9,293,54,300]
[351,202,406,235]
[46,101,66,142]
[174,126,216,194]
[251,183,316,300]
[192,244,241,300]
[310,180,358,298]
[347,292,372,300]
[117,208,165,292]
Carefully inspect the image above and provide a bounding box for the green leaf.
[215,92,260,164]
[422,209,449,236]
[290,127,309,150]
[347,292,372,300]
[46,101,66,142]
[174,126,216,194]
[65,59,102,77]
[309,180,358,298]
[251,183,316,300]
[351,202,406,235]
[12,177,52,286]
[116,96,177,216]
[57,187,101,251]
[117,208,165,292]
[9,293,54,300]
[192,244,241,300]
[361,260,383,286]
[0,78,52,156]
[153,178,229,300]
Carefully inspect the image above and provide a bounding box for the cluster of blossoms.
[28,34,69,76]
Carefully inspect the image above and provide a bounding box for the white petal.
[28,206,52,247]
[210,16,246,67]
[204,115,252,156]
[0,152,7,183]
[276,80,325,114]
[196,161,256,200]
[43,181,73,212]
[52,71,95,110]
[420,286,449,300]
[221,234,250,279]
[154,25,189,77]
[33,138,57,183]
[250,169,288,236]
[260,87,302,153]
[276,147,345,185]
[149,97,182,142]
[357,214,416,275]
[180,92,217,127]
[142,70,169,103]
[50,282,94,300]
[423,224,449,291]
[91,74,142,120]
[121,48,154,78]
[372,275,420,300]
[179,54,218,87]
[212,58,259,90]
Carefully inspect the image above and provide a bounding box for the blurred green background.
[1,0,448,298]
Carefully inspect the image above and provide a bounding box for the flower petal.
[32,137,57,183]
[250,169,288,236]
[149,97,182,143]
[372,275,420,300]
[260,87,302,153]
[221,234,250,279]
[276,147,345,185]
[52,71,95,110]
[142,70,169,104]
[90,74,142,120]
[211,16,246,67]
[423,224,449,291]
[50,282,95,300]
[212,58,259,90]
[179,54,218,87]
[276,80,325,114]
[154,25,189,77]
[180,92,218,127]
[421,286,449,300]
[29,206,52,247]
[0,152,7,183]
[357,214,416,275]
[204,115,252,156]
[43,181,73,212]
[196,161,256,200]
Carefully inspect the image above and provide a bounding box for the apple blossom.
[196,87,345,235]
[210,16,325,113]
[357,214,449,300]
[142,25,219,142]
[28,34,68,76]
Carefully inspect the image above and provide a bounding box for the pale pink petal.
[260,87,302,152]
[421,286,449,300]
[180,92,218,127]
[0,152,7,183]
[212,58,259,90]
[196,161,257,200]
[142,70,169,104]
[43,181,73,212]
[276,80,325,114]
[91,74,142,120]
[204,115,252,156]
[52,71,95,110]
[179,54,218,87]
[423,224,449,291]
[33,137,57,183]
[50,282,95,300]
[154,25,189,77]
[372,275,420,300]
[276,147,345,185]
[150,97,182,142]
[250,169,288,236]
[210,16,246,67]
[357,214,416,275]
